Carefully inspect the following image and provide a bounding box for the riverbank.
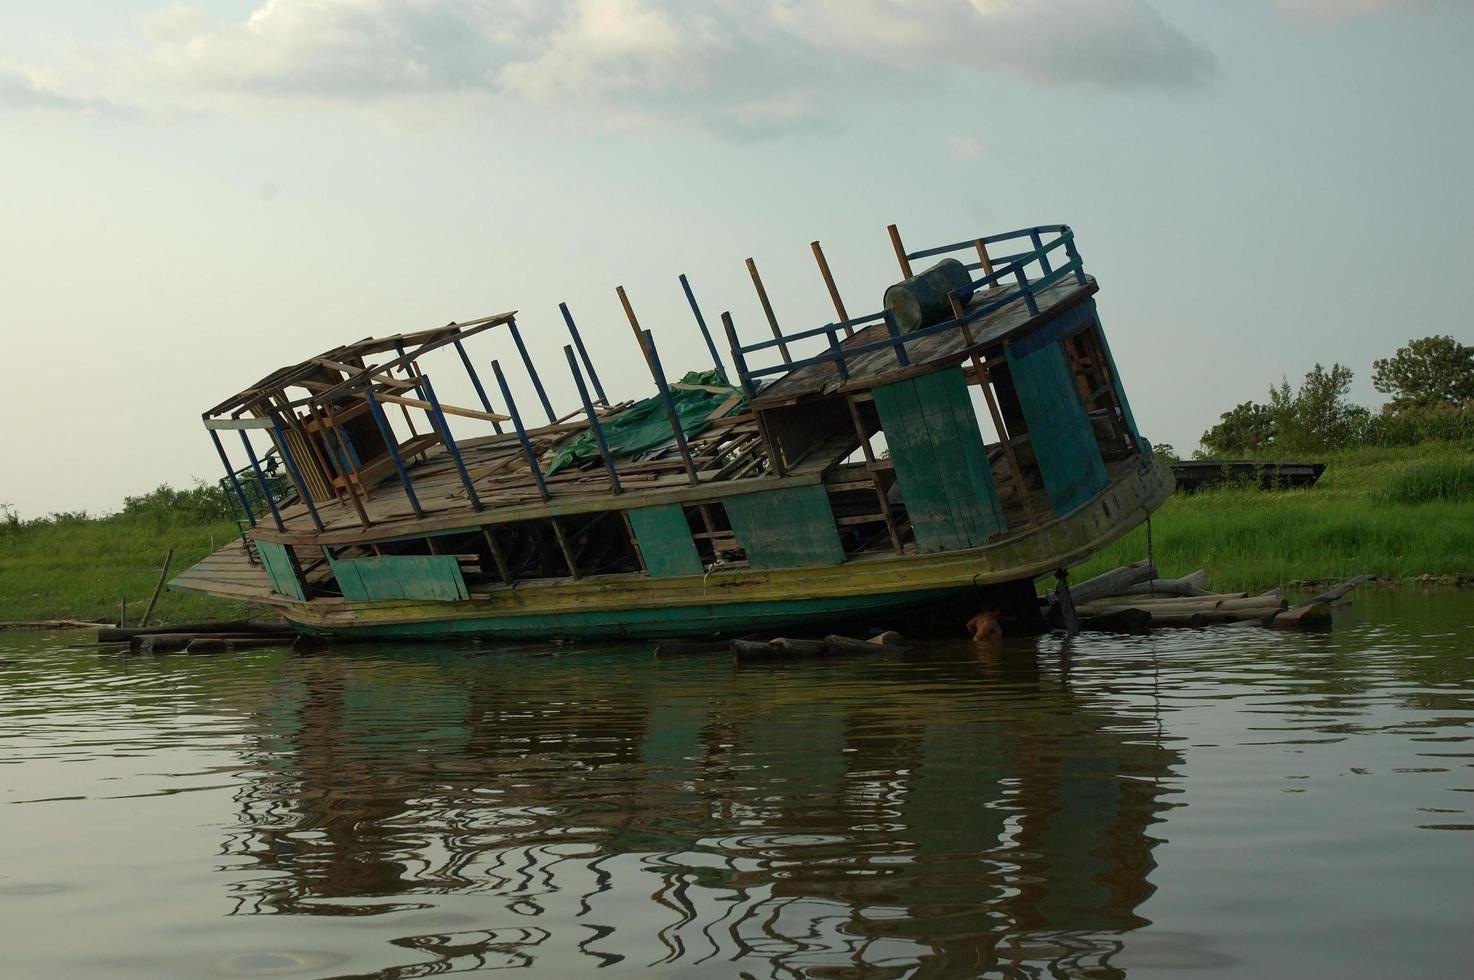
[4,443,1470,624]
[0,505,253,625]
[1072,442,1474,592]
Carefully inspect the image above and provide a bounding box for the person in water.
[967,609,1002,643]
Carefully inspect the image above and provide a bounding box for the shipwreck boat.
[170,223,1173,639]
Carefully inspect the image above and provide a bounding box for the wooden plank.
[723,484,844,570]
[255,540,307,601]
[203,417,277,431]
[871,368,1005,553]
[626,504,704,578]
[1005,340,1108,517]
[328,554,468,602]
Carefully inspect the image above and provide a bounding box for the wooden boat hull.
[272,456,1173,640]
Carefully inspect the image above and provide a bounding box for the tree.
[1372,336,1474,411]
[1198,363,1369,457]
[1270,362,1369,452]
[1199,401,1276,457]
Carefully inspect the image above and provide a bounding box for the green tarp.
[546,370,746,476]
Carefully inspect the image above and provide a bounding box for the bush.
[120,482,234,525]
[1376,458,1474,505]
[1363,403,1474,447]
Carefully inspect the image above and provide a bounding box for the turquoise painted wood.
[872,367,1006,554]
[255,540,307,601]
[724,484,845,570]
[627,504,704,578]
[329,554,468,602]
[1095,320,1144,450]
[1005,339,1108,516]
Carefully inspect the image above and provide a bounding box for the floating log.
[772,637,827,657]
[131,632,296,655]
[654,639,732,658]
[1272,602,1332,630]
[824,634,882,655]
[185,637,292,654]
[1113,591,1248,604]
[1076,595,1285,617]
[99,621,291,643]
[868,630,905,647]
[1,620,109,632]
[1298,575,1373,608]
[1066,561,1157,607]
[1078,608,1153,634]
[1116,569,1213,598]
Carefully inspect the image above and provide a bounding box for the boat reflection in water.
[222,643,1182,977]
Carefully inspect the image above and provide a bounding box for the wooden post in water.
[138,547,174,629]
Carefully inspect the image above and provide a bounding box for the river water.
[1,590,1471,979]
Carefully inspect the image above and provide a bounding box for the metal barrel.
[882,258,972,333]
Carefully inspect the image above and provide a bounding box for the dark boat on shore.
[1169,460,1326,493]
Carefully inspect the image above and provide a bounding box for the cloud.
[0,59,110,113]
[6,0,1217,130]
[1273,0,1430,23]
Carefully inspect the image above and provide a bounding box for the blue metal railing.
[726,225,1087,394]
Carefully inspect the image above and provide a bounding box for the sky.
[2,0,1471,518]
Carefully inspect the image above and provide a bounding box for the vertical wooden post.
[549,519,581,580]
[887,224,914,278]
[453,337,503,434]
[420,375,483,511]
[719,312,756,398]
[1030,228,1052,276]
[617,286,700,484]
[238,430,284,531]
[744,258,791,364]
[364,391,424,519]
[949,293,1038,526]
[559,302,608,405]
[564,345,622,494]
[678,274,729,384]
[269,419,325,532]
[883,310,910,367]
[973,238,995,280]
[810,241,853,337]
[481,528,512,584]
[506,317,557,424]
[491,360,551,502]
[138,547,174,629]
[321,403,375,528]
[209,429,256,527]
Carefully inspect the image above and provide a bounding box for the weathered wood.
[723,484,844,570]
[98,620,289,642]
[824,634,882,655]
[1272,602,1332,630]
[133,632,292,654]
[1079,608,1152,634]
[137,547,175,629]
[331,554,469,602]
[1295,575,1373,608]
[626,504,703,578]
[1067,560,1156,606]
[185,636,294,654]
[871,367,1005,552]
[1104,569,1210,598]
[1006,333,1108,516]
[1076,595,1284,616]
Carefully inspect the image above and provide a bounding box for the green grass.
[0,497,267,625]
[1071,442,1474,592]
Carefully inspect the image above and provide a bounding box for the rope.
[1145,510,1156,598]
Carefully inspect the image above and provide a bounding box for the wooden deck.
[752,275,1097,408]
[169,540,276,602]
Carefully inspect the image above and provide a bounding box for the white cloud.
[1273,0,1429,24]
[4,0,1217,130]
[0,59,109,113]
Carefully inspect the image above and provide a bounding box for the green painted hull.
[293,586,970,641]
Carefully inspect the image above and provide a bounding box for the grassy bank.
[1072,442,1474,591]
[0,490,260,625]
